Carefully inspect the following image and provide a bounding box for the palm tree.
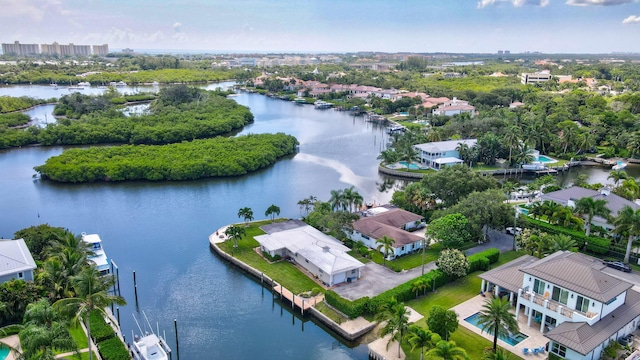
[377,300,410,359]
[501,181,518,202]
[476,297,519,352]
[552,234,578,252]
[411,279,427,298]
[502,127,521,167]
[265,204,280,222]
[237,207,254,226]
[224,224,246,248]
[376,235,395,268]
[608,169,628,187]
[426,340,469,360]
[614,205,640,263]
[329,189,347,211]
[482,348,514,360]
[54,266,126,360]
[574,197,611,237]
[407,325,435,360]
[343,186,363,212]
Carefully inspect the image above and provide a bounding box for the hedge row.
[88,310,129,360]
[522,216,611,254]
[467,248,500,273]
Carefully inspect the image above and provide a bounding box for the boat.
[314,100,333,109]
[114,81,127,87]
[78,81,91,87]
[68,81,84,91]
[130,312,172,360]
[612,161,627,170]
[81,233,111,276]
[521,162,546,171]
[293,97,306,104]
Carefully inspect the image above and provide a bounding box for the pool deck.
[0,335,19,360]
[452,295,548,359]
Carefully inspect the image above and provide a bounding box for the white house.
[255,220,364,286]
[521,70,553,85]
[414,139,477,170]
[81,233,111,276]
[480,251,640,360]
[348,207,424,259]
[0,238,37,283]
[431,97,475,117]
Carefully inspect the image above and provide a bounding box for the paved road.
[334,228,516,301]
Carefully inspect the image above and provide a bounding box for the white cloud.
[0,0,45,21]
[478,0,550,8]
[567,0,637,5]
[173,22,182,32]
[623,14,640,23]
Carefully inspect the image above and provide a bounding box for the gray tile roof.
[540,186,639,220]
[520,251,632,303]
[0,238,37,277]
[478,255,538,293]
[545,289,640,355]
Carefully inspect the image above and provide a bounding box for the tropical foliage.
[476,297,519,352]
[436,249,469,278]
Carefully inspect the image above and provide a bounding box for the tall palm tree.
[407,325,435,360]
[377,300,410,359]
[237,207,254,226]
[54,266,126,360]
[426,340,469,360]
[376,235,395,268]
[224,224,246,248]
[482,348,514,360]
[608,169,628,187]
[411,279,427,298]
[502,127,521,167]
[343,186,363,212]
[574,197,611,237]
[329,189,347,211]
[476,297,519,352]
[265,204,280,222]
[614,205,640,263]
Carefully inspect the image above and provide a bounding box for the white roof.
[0,239,37,277]
[433,157,464,164]
[255,223,364,275]
[414,139,477,154]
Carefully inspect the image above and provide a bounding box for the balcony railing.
[519,291,597,321]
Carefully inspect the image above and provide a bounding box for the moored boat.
[130,312,172,360]
[612,161,627,170]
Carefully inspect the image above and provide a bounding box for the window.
[305,259,309,263]
[605,297,617,305]
[551,343,566,357]
[552,286,569,305]
[351,270,356,274]
[362,235,369,240]
[576,296,590,313]
[18,272,23,278]
[533,279,546,295]
[319,269,323,274]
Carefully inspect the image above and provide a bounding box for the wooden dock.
[273,283,315,313]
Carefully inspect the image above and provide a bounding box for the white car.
[506,227,522,235]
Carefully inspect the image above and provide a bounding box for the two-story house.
[480,251,640,360]
[0,238,37,283]
[348,206,424,259]
[431,97,476,117]
[413,139,477,170]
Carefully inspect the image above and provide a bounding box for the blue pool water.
[537,155,557,163]
[399,161,421,170]
[464,312,529,346]
[0,347,9,360]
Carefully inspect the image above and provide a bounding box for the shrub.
[522,216,611,254]
[467,254,490,273]
[97,336,131,360]
[89,310,115,343]
[436,249,469,278]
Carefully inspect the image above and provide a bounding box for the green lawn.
[216,220,323,294]
[387,249,441,271]
[315,302,348,324]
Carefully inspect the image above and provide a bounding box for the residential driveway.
[602,267,640,292]
[333,261,437,301]
[466,228,515,256]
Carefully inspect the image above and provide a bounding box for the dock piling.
[174,319,180,360]
[133,271,138,306]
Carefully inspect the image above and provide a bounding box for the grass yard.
[216,220,322,294]
[315,302,348,324]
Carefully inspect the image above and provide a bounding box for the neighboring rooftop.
[541,186,640,219]
[0,238,37,277]
[414,139,477,154]
[520,251,633,303]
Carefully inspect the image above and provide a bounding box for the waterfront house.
[413,139,477,170]
[431,97,476,117]
[479,251,640,360]
[540,186,640,232]
[81,233,111,276]
[348,206,425,260]
[0,238,37,283]
[255,220,364,286]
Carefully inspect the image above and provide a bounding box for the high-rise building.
[93,44,109,56]
[1,41,39,56]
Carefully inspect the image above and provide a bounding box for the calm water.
[1,86,396,359]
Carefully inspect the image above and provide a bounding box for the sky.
[1,0,640,54]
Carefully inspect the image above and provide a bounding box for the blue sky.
[1,0,639,53]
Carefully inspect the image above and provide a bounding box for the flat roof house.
[414,139,477,170]
[255,220,364,286]
[480,251,640,360]
[348,207,425,260]
[0,238,37,283]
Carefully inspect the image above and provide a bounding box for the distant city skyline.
[1,0,639,54]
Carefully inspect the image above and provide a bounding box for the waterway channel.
[0,83,398,359]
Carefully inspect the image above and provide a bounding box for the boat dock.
[273,283,315,313]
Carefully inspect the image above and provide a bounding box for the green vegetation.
[0,96,49,113]
[0,113,31,127]
[35,133,298,182]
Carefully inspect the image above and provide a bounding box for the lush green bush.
[35,133,298,182]
[522,216,611,254]
[0,113,31,127]
[89,310,115,343]
[324,291,370,319]
[0,96,47,113]
[97,336,130,360]
[468,254,490,273]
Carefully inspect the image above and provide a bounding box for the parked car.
[506,227,522,236]
[604,261,632,273]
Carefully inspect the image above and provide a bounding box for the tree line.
[34,133,299,182]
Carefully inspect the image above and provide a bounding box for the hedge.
[97,336,131,360]
[522,216,611,254]
[467,248,499,273]
[89,310,115,343]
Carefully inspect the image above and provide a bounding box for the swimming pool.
[0,347,9,360]
[399,161,420,170]
[537,155,557,163]
[464,312,529,346]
